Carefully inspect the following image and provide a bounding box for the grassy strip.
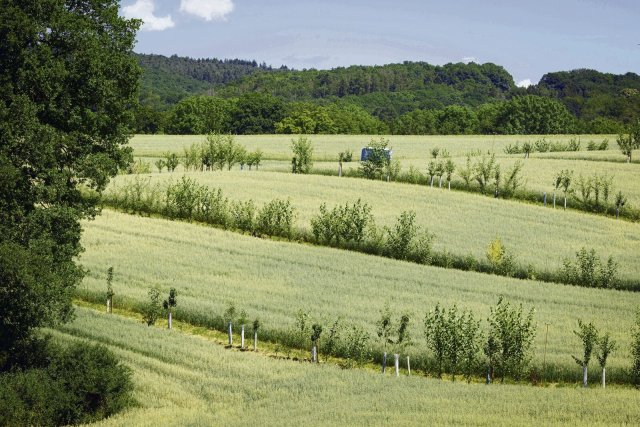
[100,183,640,292]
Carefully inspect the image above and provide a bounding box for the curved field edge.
[106,171,640,281]
[78,210,640,382]
[51,307,640,426]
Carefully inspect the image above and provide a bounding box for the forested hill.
[531,69,640,122]
[134,53,640,134]
[137,53,287,108]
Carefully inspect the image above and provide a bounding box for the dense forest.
[134,53,640,135]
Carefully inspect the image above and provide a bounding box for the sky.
[121,0,640,87]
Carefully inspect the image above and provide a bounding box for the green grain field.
[78,210,640,382]
[50,306,640,426]
[106,171,640,280]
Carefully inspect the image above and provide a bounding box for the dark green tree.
[0,0,140,362]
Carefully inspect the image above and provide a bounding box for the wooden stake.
[241,325,245,349]
[254,331,258,351]
[168,311,172,330]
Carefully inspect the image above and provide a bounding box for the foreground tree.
[0,1,140,362]
[572,320,598,387]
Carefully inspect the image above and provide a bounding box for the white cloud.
[461,56,476,64]
[517,79,533,88]
[180,0,234,21]
[122,0,175,31]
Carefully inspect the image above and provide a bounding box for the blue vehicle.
[360,147,392,162]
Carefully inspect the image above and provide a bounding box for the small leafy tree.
[444,306,463,381]
[424,304,448,378]
[377,303,393,372]
[459,153,474,188]
[616,120,640,163]
[106,267,114,314]
[162,288,178,330]
[572,319,598,387]
[291,136,313,174]
[343,325,371,367]
[502,161,523,198]
[359,137,391,180]
[461,310,482,383]
[486,296,536,382]
[224,303,236,346]
[164,152,179,172]
[311,323,323,362]
[522,142,532,159]
[596,332,617,388]
[427,160,437,187]
[143,288,161,327]
[559,169,573,210]
[473,154,496,194]
[384,211,433,263]
[615,191,627,219]
[154,158,165,173]
[444,158,456,190]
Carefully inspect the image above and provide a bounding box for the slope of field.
[53,307,640,426]
[79,210,640,379]
[107,171,640,280]
[128,134,640,207]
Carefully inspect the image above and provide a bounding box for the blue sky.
[122,0,640,86]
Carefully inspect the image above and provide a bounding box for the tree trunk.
[439,176,443,188]
[254,331,258,351]
[617,207,620,219]
[381,352,387,374]
[241,325,245,349]
[543,192,547,206]
[564,196,567,210]
[312,345,317,363]
[394,354,400,377]
[168,311,172,330]
[407,356,411,376]
[486,365,492,384]
[448,181,451,191]
[430,176,434,187]
[107,299,110,314]
[583,365,588,388]
[553,193,556,208]
[228,322,233,346]
[338,162,342,177]
[602,367,606,388]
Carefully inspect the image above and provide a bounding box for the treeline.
[135,93,619,136]
[134,54,640,133]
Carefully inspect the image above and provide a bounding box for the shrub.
[561,248,619,288]
[256,199,296,238]
[384,211,433,263]
[143,287,161,326]
[0,342,132,426]
[310,199,373,246]
[230,199,257,231]
[486,237,516,276]
[359,137,391,180]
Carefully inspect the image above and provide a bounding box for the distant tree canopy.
[133,55,640,135]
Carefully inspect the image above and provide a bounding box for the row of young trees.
[124,280,640,387]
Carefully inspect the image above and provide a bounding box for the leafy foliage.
[0,0,138,359]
